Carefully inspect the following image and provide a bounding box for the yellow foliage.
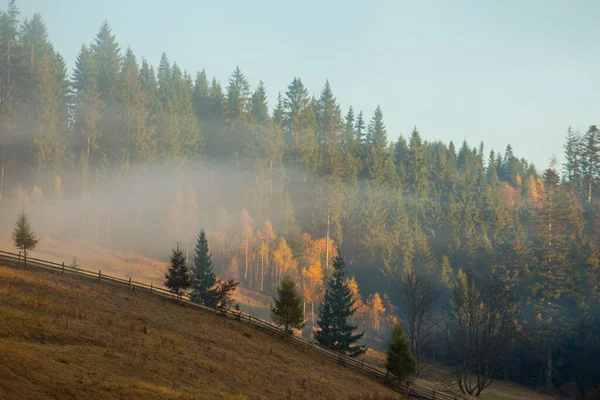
[273,237,297,281]
[526,174,539,201]
[366,292,386,331]
[301,233,337,281]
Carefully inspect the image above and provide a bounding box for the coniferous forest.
[1,1,599,396]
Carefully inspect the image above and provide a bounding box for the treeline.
[1,1,600,396]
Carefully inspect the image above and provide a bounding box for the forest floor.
[0,262,401,400]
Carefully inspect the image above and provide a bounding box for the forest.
[0,1,599,397]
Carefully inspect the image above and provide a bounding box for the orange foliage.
[497,181,520,208]
[347,276,367,329]
[301,233,338,280]
[524,174,539,202]
[366,292,385,332]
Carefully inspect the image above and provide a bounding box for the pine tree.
[165,245,192,299]
[12,209,39,265]
[73,44,101,162]
[581,125,600,203]
[119,48,155,165]
[191,230,218,306]
[271,275,305,338]
[91,21,122,163]
[563,127,582,191]
[386,324,416,382]
[407,127,429,198]
[315,253,366,357]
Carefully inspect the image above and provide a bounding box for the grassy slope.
[0,238,555,399]
[0,263,401,400]
[0,236,274,320]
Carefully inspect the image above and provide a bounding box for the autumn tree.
[240,208,253,283]
[12,209,39,265]
[366,292,386,333]
[272,237,297,289]
[271,275,305,338]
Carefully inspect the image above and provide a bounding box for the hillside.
[0,262,401,400]
[0,236,274,320]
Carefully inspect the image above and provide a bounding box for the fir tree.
[581,125,600,203]
[165,245,192,299]
[12,209,39,265]
[386,324,416,382]
[191,230,218,307]
[315,253,366,357]
[271,275,305,338]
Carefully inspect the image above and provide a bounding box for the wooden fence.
[0,249,463,400]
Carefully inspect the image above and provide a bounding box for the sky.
[14,0,600,170]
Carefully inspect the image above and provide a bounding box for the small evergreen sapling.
[12,209,39,265]
[215,278,239,310]
[271,275,305,338]
[386,324,416,382]
[165,245,192,299]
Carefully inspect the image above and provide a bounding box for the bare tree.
[446,269,518,397]
[397,271,438,376]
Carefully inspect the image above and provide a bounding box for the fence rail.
[0,249,463,400]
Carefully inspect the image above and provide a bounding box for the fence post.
[128,277,131,289]
[433,389,436,399]
[98,270,101,283]
[61,262,65,274]
[150,282,153,292]
[248,315,252,324]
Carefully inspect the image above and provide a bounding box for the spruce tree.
[386,324,416,382]
[315,253,366,357]
[191,230,217,307]
[165,245,192,299]
[12,209,39,265]
[271,275,305,338]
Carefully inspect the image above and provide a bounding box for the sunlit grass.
[0,263,402,400]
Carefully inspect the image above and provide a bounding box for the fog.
[0,158,374,272]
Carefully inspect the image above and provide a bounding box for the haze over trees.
[0,1,600,396]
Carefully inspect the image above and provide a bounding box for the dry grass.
[0,236,274,319]
[0,262,402,400]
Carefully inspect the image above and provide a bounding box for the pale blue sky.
[16,0,600,170]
